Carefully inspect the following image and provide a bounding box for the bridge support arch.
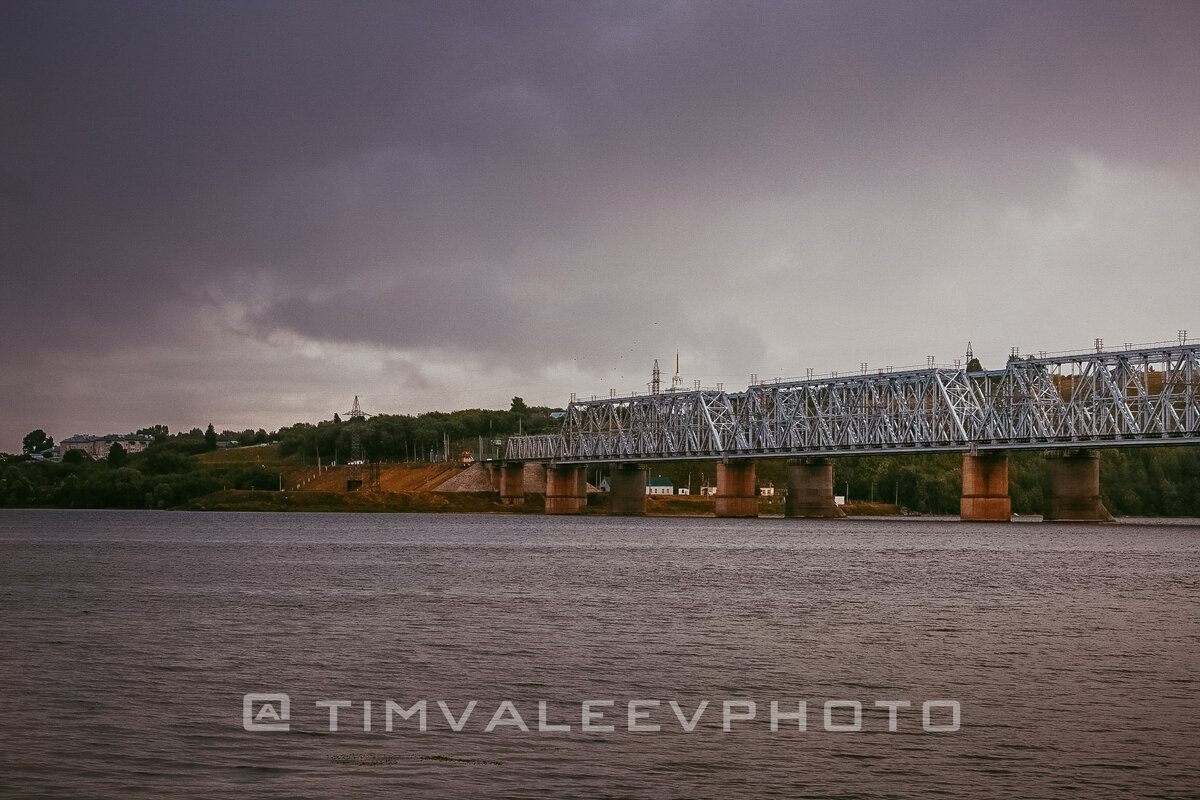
[1043,450,1113,522]
[716,460,758,518]
[545,465,586,515]
[785,458,845,518]
[960,452,1011,522]
[609,463,648,516]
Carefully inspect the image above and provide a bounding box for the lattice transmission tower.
[344,396,379,491]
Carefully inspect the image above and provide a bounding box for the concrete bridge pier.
[784,458,846,518]
[498,461,525,505]
[960,452,1011,522]
[716,460,758,518]
[1043,450,1113,522]
[609,463,648,516]
[545,465,586,514]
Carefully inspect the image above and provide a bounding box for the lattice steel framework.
[345,395,378,490]
[506,343,1200,463]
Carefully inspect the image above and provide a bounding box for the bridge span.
[503,340,1199,522]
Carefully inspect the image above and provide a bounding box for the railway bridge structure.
[502,340,1200,521]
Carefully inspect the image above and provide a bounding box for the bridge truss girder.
[505,344,1200,464]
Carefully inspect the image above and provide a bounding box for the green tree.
[510,397,528,414]
[108,442,127,468]
[204,423,217,451]
[136,425,169,442]
[22,429,53,455]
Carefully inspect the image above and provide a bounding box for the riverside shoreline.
[181,490,902,516]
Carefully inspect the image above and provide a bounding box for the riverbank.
[180,490,903,516]
[183,490,545,514]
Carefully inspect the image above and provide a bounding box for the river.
[1,510,1197,798]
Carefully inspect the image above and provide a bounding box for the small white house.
[646,476,674,495]
[677,487,690,496]
[700,486,718,497]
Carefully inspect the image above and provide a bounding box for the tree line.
[2,423,280,508]
[0,399,558,509]
[274,397,558,465]
[2,399,1198,514]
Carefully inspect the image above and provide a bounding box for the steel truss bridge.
[506,342,1200,464]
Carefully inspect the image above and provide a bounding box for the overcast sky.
[2,0,1198,451]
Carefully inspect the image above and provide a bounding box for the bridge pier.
[498,461,525,505]
[609,463,648,516]
[545,465,586,514]
[785,458,845,518]
[716,460,758,518]
[960,452,1011,522]
[1043,450,1113,522]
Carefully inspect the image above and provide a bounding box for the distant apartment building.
[60,434,154,459]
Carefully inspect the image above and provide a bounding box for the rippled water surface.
[2,510,1197,798]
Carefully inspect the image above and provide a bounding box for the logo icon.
[244,693,291,732]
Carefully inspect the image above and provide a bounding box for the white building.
[60,434,154,459]
[646,476,674,495]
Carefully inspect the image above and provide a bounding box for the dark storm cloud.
[0,168,34,205]
[2,0,1198,448]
